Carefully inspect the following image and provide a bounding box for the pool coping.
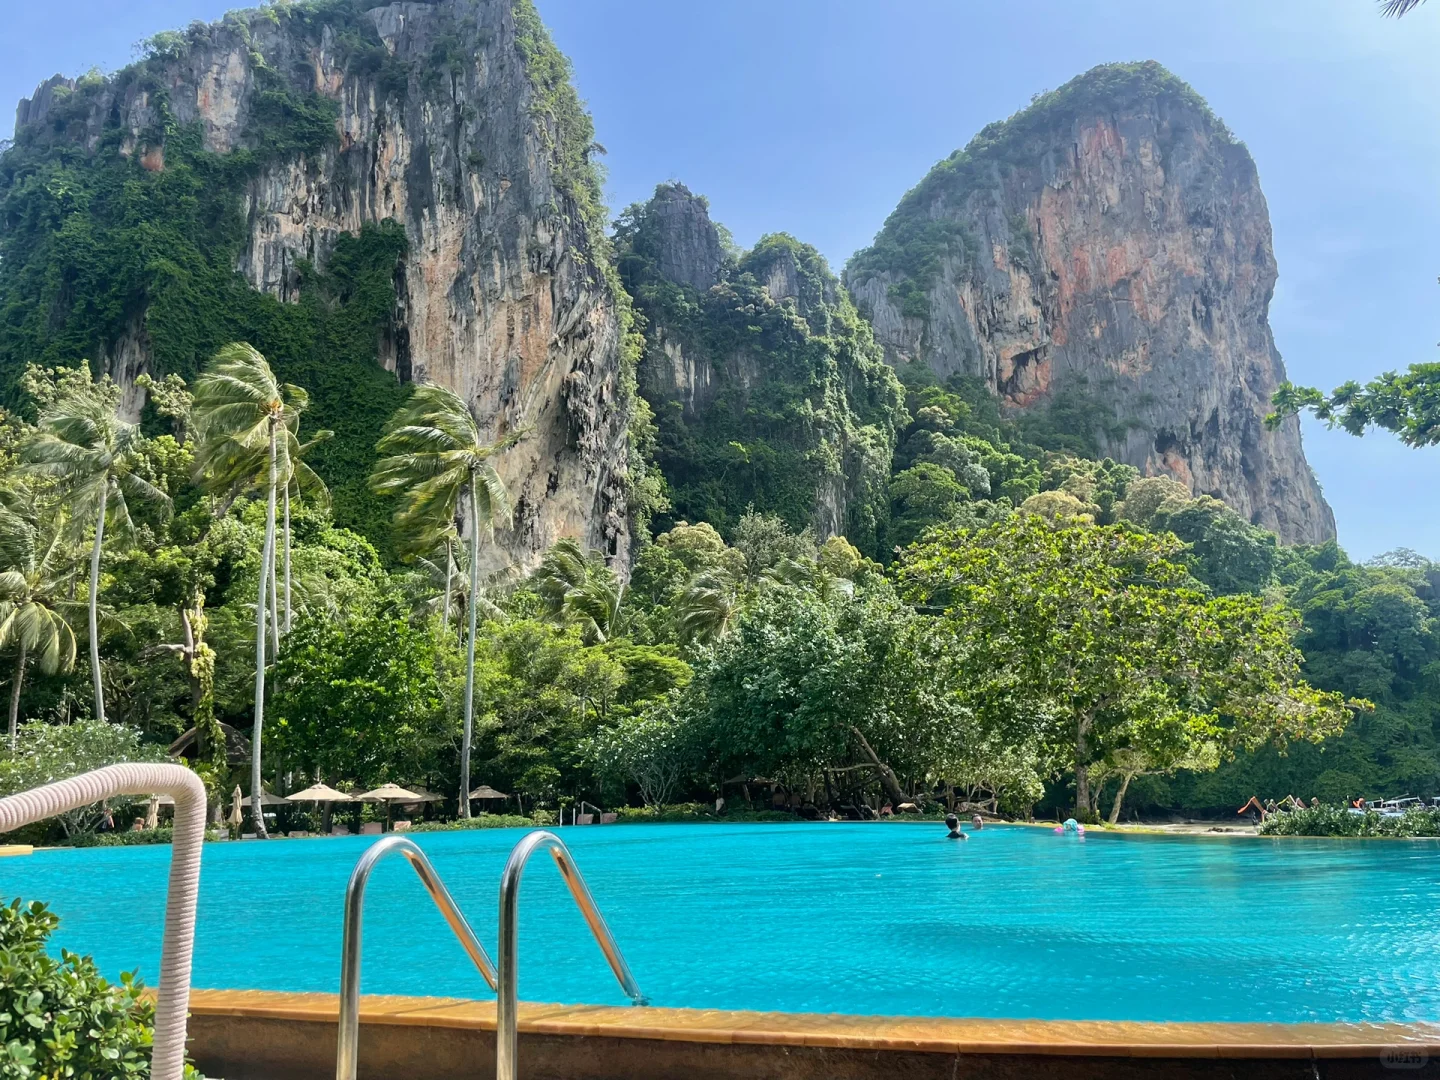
[184,989,1440,1060]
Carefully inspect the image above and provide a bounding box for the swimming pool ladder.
[336,829,645,1080]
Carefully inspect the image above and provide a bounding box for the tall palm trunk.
[460,480,481,818]
[8,642,26,752]
[89,484,108,724]
[268,509,280,660]
[251,420,278,839]
[441,536,453,635]
[283,485,293,634]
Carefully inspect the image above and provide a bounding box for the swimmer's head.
[944,813,959,831]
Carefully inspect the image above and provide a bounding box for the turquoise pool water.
[3,823,1438,1023]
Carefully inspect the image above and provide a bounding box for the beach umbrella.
[405,787,445,803]
[357,784,422,830]
[285,783,356,803]
[239,790,290,807]
[227,785,243,832]
[469,784,509,801]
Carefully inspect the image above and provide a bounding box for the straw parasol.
[239,790,290,807]
[227,785,244,833]
[287,782,356,836]
[469,784,509,802]
[357,783,422,830]
[404,787,445,804]
[286,783,356,804]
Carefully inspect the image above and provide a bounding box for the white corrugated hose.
[0,763,207,1080]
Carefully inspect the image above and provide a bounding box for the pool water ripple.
[4,822,1438,1023]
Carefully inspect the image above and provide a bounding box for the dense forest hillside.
[617,184,904,551]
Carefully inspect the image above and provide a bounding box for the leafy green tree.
[469,619,624,803]
[1150,496,1277,596]
[1019,489,1096,524]
[691,577,946,806]
[1268,363,1440,447]
[1173,545,1440,811]
[0,719,167,837]
[271,600,459,792]
[586,699,694,809]
[0,503,78,750]
[371,384,514,816]
[885,463,968,551]
[21,379,169,726]
[191,343,289,837]
[900,516,1355,818]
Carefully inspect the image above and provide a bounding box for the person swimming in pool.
[972,814,984,830]
[945,813,967,839]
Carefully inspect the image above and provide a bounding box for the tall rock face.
[617,184,905,552]
[2,0,632,567]
[845,62,1334,544]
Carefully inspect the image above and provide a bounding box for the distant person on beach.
[945,813,967,840]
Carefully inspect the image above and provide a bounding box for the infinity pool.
[4,823,1438,1024]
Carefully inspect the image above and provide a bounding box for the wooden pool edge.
[184,989,1440,1078]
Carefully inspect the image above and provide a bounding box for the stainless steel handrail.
[497,830,646,1080]
[336,835,497,1080]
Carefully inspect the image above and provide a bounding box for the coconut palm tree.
[22,385,170,725]
[198,384,329,643]
[371,384,516,817]
[0,502,79,750]
[191,342,291,837]
[675,572,741,645]
[533,538,630,645]
[1381,0,1426,15]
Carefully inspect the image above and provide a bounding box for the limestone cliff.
[845,62,1334,544]
[4,0,631,567]
[617,184,905,552]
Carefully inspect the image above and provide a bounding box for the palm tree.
[1380,0,1426,15]
[675,572,740,645]
[22,385,169,725]
[371,384,516,817]
[533,538,630,645]
[0,503,79,750]
[198,383,329,643]
[191,343,290,838]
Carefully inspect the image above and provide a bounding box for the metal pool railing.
[496,830,647,1080]
[335,834,498,1080]
[0,764,207,1080]
[336,828,645,1080]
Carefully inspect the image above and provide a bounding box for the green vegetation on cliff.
[617,187,906,552]
[0,13,413,545]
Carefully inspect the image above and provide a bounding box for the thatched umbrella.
[469,784,509,813]
[227,785,244,834]
[357,783,421,830]
[239,790,290,807]
[286,783,356,804]
[287,782,357,836]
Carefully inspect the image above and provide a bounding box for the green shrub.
[408,814,536,832]
[0,899,204,1078]
[1259,806,1440,838]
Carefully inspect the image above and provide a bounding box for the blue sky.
[3,1,1437,560]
